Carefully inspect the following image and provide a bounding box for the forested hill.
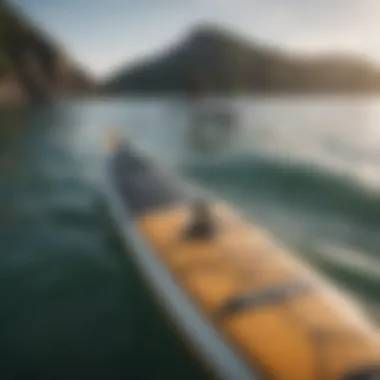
[102,24,380,95]
[0,1,93,104]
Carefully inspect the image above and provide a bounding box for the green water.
[1,97,380,379]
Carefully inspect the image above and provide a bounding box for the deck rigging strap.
[216,280,314,319]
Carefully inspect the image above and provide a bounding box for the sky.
[14,0,380,78]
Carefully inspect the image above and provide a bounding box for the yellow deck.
[135,202,380,380]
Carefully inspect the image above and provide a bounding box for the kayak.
[103,132,380,380]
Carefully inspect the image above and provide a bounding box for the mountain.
[101,24,380,94]
[0,1,94,104]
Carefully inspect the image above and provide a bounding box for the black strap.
[216,280,314,319]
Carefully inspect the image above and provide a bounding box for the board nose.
[109,138,193,216]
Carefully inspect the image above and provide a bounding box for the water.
[1,96,380,379]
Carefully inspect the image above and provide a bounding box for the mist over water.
[1,96,380,378]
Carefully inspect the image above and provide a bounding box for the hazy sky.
[15,0,380,77]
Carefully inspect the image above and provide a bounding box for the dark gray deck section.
[110,143,194,216]
[343,366,380,380]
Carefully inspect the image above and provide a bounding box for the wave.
[182,152,380,229]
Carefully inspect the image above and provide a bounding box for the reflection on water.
[1,96,380,378]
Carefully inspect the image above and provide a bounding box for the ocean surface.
[0,96,380,379]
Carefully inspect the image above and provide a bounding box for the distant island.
[101,24,380,95]
[0,1,93,104]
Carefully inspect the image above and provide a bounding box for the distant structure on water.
[186,71,238,151]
